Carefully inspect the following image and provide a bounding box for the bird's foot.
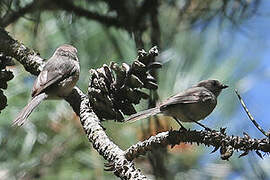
[173,117,187,131]
[193,121,212,131]
[178,125,187,131]
[204,127,212,131]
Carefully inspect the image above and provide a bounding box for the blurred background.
[1,0,270,179]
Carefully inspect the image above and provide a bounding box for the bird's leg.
[173,117,187,131]
[192,120,212,131]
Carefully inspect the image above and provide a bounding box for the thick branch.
[0,0,125,29]
[0,28,44,75]
[66,88,147,179]
[125,129,270,161]
[0,28,147,179]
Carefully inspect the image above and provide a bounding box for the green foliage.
[0,0,265,179]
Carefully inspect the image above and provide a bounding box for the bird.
[124,79,228,129]
[13,44,80,126]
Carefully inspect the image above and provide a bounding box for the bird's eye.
[213,81,217,86]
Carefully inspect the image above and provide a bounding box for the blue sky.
[205,0,270,138]
[197,2,270,178]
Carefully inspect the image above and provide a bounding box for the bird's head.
[54,44,79,62]
[196,79,228,97]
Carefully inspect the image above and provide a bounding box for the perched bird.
[125,80,228,129]
[13,44,80,126]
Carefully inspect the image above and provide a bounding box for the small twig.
[235,89,269,138]
[54,0,123,29]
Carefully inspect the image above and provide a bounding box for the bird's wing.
[160,87,214,109]
[31,57,74,97]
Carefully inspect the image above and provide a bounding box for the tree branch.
[125,128,270,161]
[54,0,123,29]
[0,0,124,29]
[0,1,37,27]
[2,24,270,178]
[235,89,269,138]
[0,28,44,75]
[0,28,147,179]
[65,87,147,179]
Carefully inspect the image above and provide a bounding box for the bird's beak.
[221,84,229,89]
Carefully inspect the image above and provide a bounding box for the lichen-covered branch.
[0,28,147,179]
[0,28,44,75]
[65,88,147,179]
[125,128,270,161]
[3,25,270,179]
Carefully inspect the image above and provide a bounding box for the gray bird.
[13,44,80,126]
[125,80,228,129]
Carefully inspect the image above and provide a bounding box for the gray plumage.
[125,79,228,124]
[125,107,161,122]
[13,44,80,126]
[12,93,48,126]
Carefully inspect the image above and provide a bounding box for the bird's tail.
[12,93,48,126]
[124,107,161,122]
